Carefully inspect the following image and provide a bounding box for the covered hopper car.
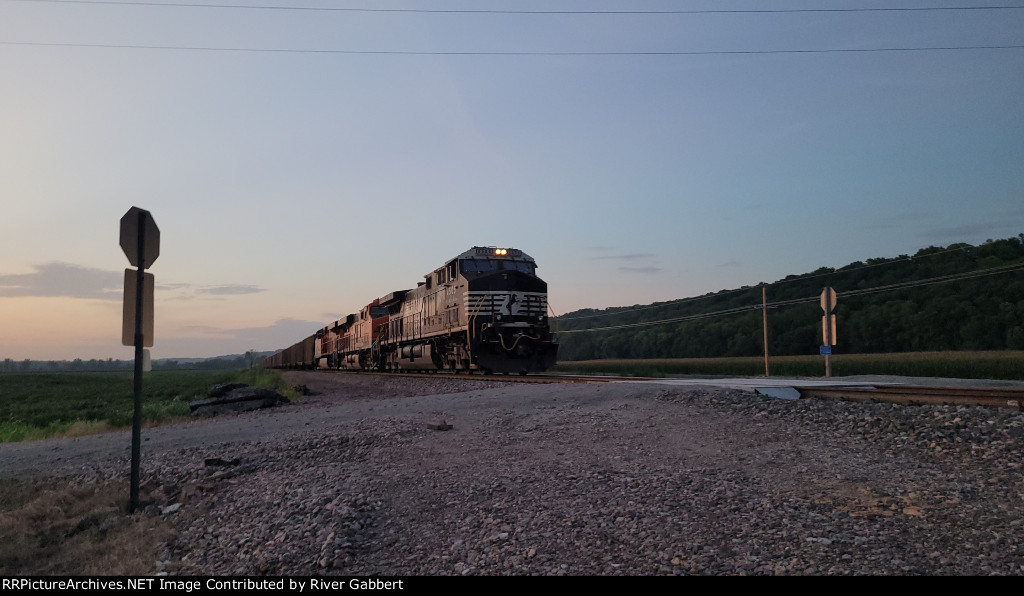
[264,247,558,374]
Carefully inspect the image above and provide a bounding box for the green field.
[4,353,1022,443]
[551,350,1024,380]
[0,368,289,443]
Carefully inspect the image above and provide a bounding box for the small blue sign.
[820,345,832,356]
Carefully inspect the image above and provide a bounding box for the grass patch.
[0,368,297,573]
[0,477,172,575]
[552,351,1024,380]
[0,370,257,443]
[233,367,300,399]
[58,420,115,439]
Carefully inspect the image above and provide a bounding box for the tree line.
[553,234,1024,361]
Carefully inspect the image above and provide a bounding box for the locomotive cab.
[458,248,557,374]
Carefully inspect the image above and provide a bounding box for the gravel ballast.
[3,372,1022,575]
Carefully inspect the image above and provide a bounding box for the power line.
[9,0,1024,15]
[3,40,1022,55]
[765,242,983,286]
[554,262,1024,334]
[840,262,1024,299]
[557,242,996,323]
[557,287,754,322]
[554,303,759,335]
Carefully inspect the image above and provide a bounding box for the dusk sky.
[1,1,1022,360]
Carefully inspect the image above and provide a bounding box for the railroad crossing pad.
[613,377,884,393]
[753,386,801,400]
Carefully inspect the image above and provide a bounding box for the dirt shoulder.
[0,372,521,479]
[2,372,1022,575]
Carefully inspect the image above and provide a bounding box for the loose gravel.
[4,372,1023,575]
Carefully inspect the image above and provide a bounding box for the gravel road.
[3,372,1022,575]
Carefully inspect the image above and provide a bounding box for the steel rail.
[307,368,619,383]
[793,385,1024,410]
[296,369,1024,408]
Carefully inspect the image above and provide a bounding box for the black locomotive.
[264,247,558,374]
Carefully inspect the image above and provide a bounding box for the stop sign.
[120,207,160,268]
[820,286,836,313]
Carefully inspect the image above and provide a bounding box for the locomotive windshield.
[460,259,535,275]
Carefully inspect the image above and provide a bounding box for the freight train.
[263,247,558,374]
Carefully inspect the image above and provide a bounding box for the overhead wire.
[3,40,1022,55]
[557,241,993,322]
[7,1,1024,14]
[554,303,765,335]
[5,1,1022,55]
[839,262,1024,299]
[554,261,1024,334]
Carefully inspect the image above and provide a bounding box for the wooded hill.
[553,234,1024,361]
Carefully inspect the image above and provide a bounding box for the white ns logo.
[502,293,522,315]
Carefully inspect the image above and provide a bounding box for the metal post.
[820,287,836,379]
[762,286,770,377]
[130,212,145,513]
[824,313,833,379]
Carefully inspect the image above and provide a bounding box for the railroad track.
[793,385,1024,410]
[314,369,616,384]
[515,374,1024,408]
[304,369,1024,409]
[551,375,1024,409]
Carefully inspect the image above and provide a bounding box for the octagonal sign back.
[119,207,160,269]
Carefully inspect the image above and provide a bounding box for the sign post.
[820,287,837,378]
[120,207,159,512]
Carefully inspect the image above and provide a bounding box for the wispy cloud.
[196,284,266,296]
[0,262,121,299]
[585,250,663,274]
[158,317,324,356]
[864,212,933,231]
[0,263,268,301]
[589,253,657,261]
[918,222,1022,244]
[232,318,324,344]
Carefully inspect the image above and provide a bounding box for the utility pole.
[762,285,770,377]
